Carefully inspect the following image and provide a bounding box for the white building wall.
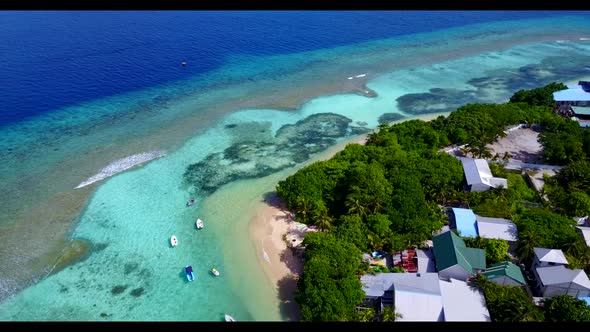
[542,283,590,298]
[470,183,490,192]
[489,276,522,287]
[439,265,470,281]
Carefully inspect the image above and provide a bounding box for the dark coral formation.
[378,112,407,124]
[129,287,145,297]
[396,53,590,115]
[183,113,370,194]
[111,285,128,295]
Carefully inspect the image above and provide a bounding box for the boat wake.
[75,150,166,189]
[347,73,367,80]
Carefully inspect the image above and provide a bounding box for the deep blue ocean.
[0,10,576,126]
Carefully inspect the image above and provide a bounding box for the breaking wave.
[75,150,166,189]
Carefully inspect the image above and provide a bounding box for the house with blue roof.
[450,208,478,238]
[449,208,518,243]
[553,81,590,126]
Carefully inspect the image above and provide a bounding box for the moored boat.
[185,265,195,282]
[224,314,236,322]
[196,218,204,229]
[170,235,178,247]
[211,268,220,276]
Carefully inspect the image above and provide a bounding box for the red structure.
[393,250,418,272]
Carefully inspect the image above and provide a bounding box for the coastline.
[1,23,583,302]
[248,112,449,321]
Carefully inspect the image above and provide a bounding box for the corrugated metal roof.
[481,261,526,285]
[476,215,518,242]
[534,247,569,264]
[461,158,489,186]
[577,226,590,246]
[572,106,590,115]
[452,208,478,238]
[416,249,437,273]
[439,278,491,322]
[432,231,486,273]
[395,290,444,322]
[360,272,442,297]
[460,157,507,189]
[553,86,590,102]
[536,265,590,289]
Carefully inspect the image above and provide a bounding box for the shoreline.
[248,112,449,321]
[2,20,587,307]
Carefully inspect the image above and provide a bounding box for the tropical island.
[271,82,590,322]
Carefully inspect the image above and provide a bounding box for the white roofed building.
[475,215,518,242]
[531,247,590,298]
[533,265,590,298]
[438,278,491,322]
[460,157,508,192]
[532,247,568,269]
[360,273,444,321]
[576,226,590,247]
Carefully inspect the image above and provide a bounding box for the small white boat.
[196,218,204,229]
[211,268,220,276]
[170,235,178,247]
[224,314,236,322]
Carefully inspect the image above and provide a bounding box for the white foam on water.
[75,150,166,189]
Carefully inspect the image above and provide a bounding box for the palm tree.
[355,308,376,322]
[472,273,489,292]
[345,194,367,218]
[367,233,383,251]
[313,207,334,232]
[516,228,541,266]
[467,139,494,159]
[295,196,312,224]
[380,306,402,322]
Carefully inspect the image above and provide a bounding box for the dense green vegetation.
[542,295,590,322]
[278,82,590,321]
[475,275,544,322]
[463,237,509,265]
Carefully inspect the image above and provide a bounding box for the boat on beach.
[196,218,204,229]
[211,268,220,276]
[185,265,195,282]
[170,235,178,247]
[224,314,236,322]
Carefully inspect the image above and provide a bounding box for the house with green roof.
[432,231,486,281]
[481,261,526,287]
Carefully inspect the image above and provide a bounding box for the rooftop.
[481,261,526,285]
[439,278,491,322]
[460,157,508,189]
[476,215,518,242]
[360,273,444,322]
[576,226,590,247]
[553,84,590,102]
[536,265,590,289]
[360,272,441,297]
[534,247,569,265]
[452,208,478,238]
[432,231,486,273]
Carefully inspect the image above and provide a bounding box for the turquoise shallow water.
[2,15,590,320]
